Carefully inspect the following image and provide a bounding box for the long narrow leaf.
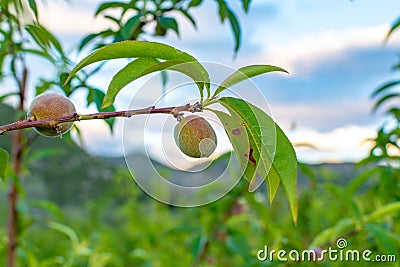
[218,97,298,223]
[212,108,255,181]
[0,147,9,182]
[212,65,288,98]
[27,0,38,20]
[371,80,400,98]
[95,1,129,16]
[227,9,241,55]
[385,16,400,41]
[64,41,210,96]
[103,58,208,108]
[372,93,400,112]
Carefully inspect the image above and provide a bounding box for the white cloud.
[289,125,376,163]
[247,24,400,74]
[37,0,119,35]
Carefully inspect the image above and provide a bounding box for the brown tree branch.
[0,102,203,135]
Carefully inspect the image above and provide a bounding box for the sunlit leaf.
[217,97,298,223]
[310,218,354,248]
[49,221,79,249]
[104,58,195,108]
[213,65,288,98]
[0,147,9,182]
[365,202,400,222]
[64,41,210,96]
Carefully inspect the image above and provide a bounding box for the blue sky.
[27,0,400,164]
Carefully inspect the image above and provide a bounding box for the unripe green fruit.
[28,93,76,137]
[174,115,217,158]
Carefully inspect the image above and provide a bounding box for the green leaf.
[309,218,354,248]
[78,33,101,51]
[64,41,210,96]
[22,48,56,64]
[158,17,180,36]
[178,8,197,29]
[312,202,400,248]
[365,202,400,222]
[188,0,203,8]
[48,221,79,249]
[227,8,241,54]
[95,1,129,16]
[104,58,205,108]
[30,200,63,218]
[217,97,298,223]
[385,16,400,41]
[35,79,55,95]
[371,80,400,98]
[345,167,381,195]
[0,92,19,103]
[240,0,251,12]
[325,184,362,224]
[121,14,142,40]
[372,93,400,112]
[79,29,116,51]
[212,108,255,181]
[0,147,9,182]
[27,0,38,20]
[87,88,116,131]
[366,224,399,256]
[216,0,228,22]
[26,148,62,164]
[25,24,64,56]
[190,232,207,258]
[213,65,288,98]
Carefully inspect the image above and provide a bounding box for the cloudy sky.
[29,0,400,165]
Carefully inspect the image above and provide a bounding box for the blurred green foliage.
[0,143,399,266]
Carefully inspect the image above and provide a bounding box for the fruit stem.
[0,102,203,135]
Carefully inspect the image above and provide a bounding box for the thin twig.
[0,102,203,135]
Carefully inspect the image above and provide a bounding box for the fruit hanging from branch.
[174,115,217,158]
[27,93,76,137]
